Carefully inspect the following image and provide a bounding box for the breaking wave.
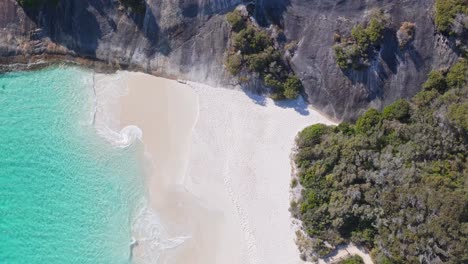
[131,201,190,263]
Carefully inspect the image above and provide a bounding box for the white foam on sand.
[92,73,143,148]
[98,71,341,264]
[131,201,190,264]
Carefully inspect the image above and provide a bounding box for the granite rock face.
[0,0,240,83]
[0,0,460,120]
[262,0,459,120]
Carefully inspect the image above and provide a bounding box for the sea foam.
[92,72,143,148]
[92,71,189,263]
[131,201,190,263]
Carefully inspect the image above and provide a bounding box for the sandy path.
[98,71,339,264]
[319,244,374,264]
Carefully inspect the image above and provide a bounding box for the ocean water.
[0,66,144,263]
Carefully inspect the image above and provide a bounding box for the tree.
[297,124,329,147]
[333,45,350,69]
[338,255,365,264]
[423,70,447,92]
[334,10,387,70]
[382,99,411,122]
[366,18,385,44]
[446,59,468,89]
[283,76,302,99]
[434,0,468,35]
[225,10,301,99]
[351,25,370,51]
[448,102,468,130]
[355,108,381,134]
[293,61,468,263]
[225,53,243,75]
[226,10,246,32]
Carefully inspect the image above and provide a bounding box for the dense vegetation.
[225,10,301,99]
[333,10,388,70]
[292,59,468,263]
[338,255,364,264]
[434,0,468,35]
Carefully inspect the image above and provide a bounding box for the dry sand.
[96,71,347,264]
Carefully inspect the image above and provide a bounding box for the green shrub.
[434,0,468,35]
[448,102,468,130]
[338,255,365,264]
[233,25,271,55]
[366,17,386,44]
[336,122,355,135]
[382,99,411,121]
[355,108,381,134]
[446,59,468,89]
[226,10,246,32]
[423,70,447,92]
[225,53,243,75]
[283,76,302,99]
[351,24,370,51]
[225,12,301,99]
[413,89,439,106]
[298,124,329,147]
[333,45,350,69]
[334,11,387,70]
[264,74,283,89]
[291,178,298,188]
[246,47,280,72]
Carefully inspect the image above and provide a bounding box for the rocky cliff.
[0,0,460,120]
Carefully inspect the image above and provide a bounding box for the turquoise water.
[0,67,144,263]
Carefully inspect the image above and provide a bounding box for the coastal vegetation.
[434,0,468,35]
[225,10,302,99]
[333,10,388,70]
[338,255,364,264]
[292,58,468,263]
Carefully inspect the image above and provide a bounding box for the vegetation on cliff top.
[434,0,468,35]
[292,59,468,263]
[225,10,301,100]
[333,10,389,70]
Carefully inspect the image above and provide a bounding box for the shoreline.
[0,59,340,125]
[93,70,338,264]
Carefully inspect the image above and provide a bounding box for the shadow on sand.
[241,86,310,116]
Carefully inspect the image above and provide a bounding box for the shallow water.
[0,67,144,263]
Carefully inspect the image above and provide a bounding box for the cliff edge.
[0,0,461,120]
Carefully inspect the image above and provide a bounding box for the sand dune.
[97,71,337,264]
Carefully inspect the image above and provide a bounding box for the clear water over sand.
[0,67,144,263]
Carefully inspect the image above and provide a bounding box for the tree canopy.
[225,10,302,99]
[292,59,468,263]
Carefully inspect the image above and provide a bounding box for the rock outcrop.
[0,0,460,120]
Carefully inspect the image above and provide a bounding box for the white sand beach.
[95,71,338,264]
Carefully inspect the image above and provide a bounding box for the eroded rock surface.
[0,0,460,120]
